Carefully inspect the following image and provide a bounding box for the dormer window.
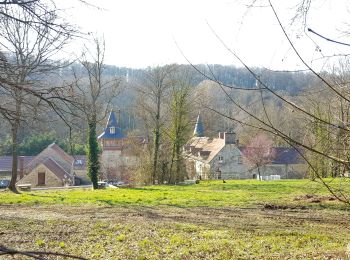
[110,127,115,134]
[76,160,83,165]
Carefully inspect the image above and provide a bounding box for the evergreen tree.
[87,120,100,189]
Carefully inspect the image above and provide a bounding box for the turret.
[193,114,204,137]
[98,110,125,150]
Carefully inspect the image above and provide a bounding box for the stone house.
[184,115,306,180]
[184,132,249,180]
[0,143,89,188]
[98,110,141,183]
[16,143,82,187]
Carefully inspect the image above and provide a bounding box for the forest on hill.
[0,62,316,156]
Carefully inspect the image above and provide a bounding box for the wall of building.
[74,169,91,184]
[249,163,307,179]
[209,145,250,179]
[17,164,63,187]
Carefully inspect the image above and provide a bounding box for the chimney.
[224,132,236,145]
[19,156,24,179]
[218,132,224,139]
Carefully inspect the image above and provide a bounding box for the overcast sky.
[59,0,350,70]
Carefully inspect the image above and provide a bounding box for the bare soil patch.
[1,204,350,259]
[294,194,337,203]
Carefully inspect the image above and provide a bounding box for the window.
[110,127,115,134]
[76,160,83,165]
[218,156,224,162]
[237,156,243,164]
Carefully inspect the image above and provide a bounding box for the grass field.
[0,180,350,259]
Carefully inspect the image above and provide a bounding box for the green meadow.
[1,179,349,208]
[0,180,349,259]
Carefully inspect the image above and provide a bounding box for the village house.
[184,115,306,180]
[15,143,85,187]
[0,110,142,188]
[98,110,141,183]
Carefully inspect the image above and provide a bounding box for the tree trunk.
[168,144,176,184]
[175,142,182,183]
[152,96,161,185]
[87,120,100,189]
[8,123,19,193]
[257,164,261,181]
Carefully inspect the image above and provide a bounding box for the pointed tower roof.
[193,114,204,137]
[98,111,125,139]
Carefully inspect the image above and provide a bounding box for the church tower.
[98,110,126,181]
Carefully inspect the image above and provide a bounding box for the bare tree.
[0,4,72,192]
[242,134,276,180]
[135,65,176,184]
[71,37,120,189]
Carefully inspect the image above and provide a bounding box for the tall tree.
[136,65,176,184]
[167,69,193,184]
[0,4,72,192]
[71,37,120,189]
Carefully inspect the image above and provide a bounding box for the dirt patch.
[263,203,307,210]
[0,205,349,259]
[294,194,337,203]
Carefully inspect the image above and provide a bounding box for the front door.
[38,172,45,186]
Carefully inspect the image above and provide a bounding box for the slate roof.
[193,114,204,137]
[271,147,303,164]
[0,156,35,172]
[239,146,303,165]
[98,111,125,139]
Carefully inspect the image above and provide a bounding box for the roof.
[37,157,72,181]
[0,156,35,172]
[239,146,303,165]
[73,155,87,170]
[98,111,125,139]
[48,143,74,163]
[271,147,303,164]
[24,143,74,174]
[193,114,204,137]
[185,137,225,163]
[185,135,303,165]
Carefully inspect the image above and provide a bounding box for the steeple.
[193,113,204,137]
[98,110,125,139]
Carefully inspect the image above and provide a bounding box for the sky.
[58,0,350,70]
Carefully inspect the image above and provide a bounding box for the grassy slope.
[0,180,350,259]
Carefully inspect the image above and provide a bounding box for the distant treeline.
[98,64,315,95]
